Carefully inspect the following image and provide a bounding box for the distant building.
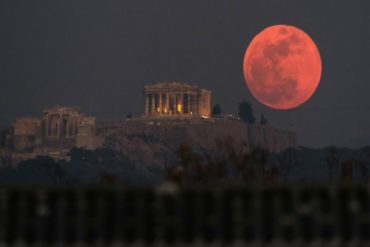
[0,82,297,167]
[143,82,211,118]
[76,116,99,150]
[8,106,103,164]
[41,106,99,150]
[13,117,41,152]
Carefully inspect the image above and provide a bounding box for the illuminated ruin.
[143,82,211,118]
[9,106,102,163]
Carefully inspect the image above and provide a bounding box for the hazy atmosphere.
[0,0,369,148]
[1,2,370,244]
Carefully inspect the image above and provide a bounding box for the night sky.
[0,0,369,148]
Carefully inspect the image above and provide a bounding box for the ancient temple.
[41,106,98,149]
[10,106,100,153]
[143,82,211,118]
[42,106,82,140]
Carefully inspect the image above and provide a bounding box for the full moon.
[243,25,322,110]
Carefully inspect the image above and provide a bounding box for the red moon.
[243,25,322,110]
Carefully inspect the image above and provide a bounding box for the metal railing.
[0,184,369,246]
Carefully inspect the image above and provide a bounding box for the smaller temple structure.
[41,107,85,149]
[143,82,211,118]
[6,106,103,164]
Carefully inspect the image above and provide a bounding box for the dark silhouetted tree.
[126,113,133,119]
[167,139,278,184]
[238,99,255,124]
[212,104,222,116]
[17,156,66,184]
[260,113,267,125]
[277,147,298,179]
[326,146,340,180]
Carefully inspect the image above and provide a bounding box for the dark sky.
[0,0,369,148]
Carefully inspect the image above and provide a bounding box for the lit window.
[177,104,182,113]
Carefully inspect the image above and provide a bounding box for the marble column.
[151,93,155,114]
[66,120,69,137]
[45,117,49,137]
[190,93,196,114]
[173,93,177,114]
[159,93,162,113]
[187,93,191,114]
[180,94,183,113]
[145,94,149,115]
[166,93,169,114]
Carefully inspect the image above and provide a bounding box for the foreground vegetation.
[0,143,369,185]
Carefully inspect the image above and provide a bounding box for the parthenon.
[143,82,211,118]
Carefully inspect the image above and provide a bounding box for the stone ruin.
[0,82,297,167]
[143,82,211,118]
[0,106,103,165]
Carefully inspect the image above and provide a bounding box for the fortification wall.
[13,118,41,152]
[14,118,40,136]
[99,117,296,154]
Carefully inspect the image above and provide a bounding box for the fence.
[0,184,369,246]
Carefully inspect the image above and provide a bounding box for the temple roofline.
[144,82,211,94]
[43,106,82,115]
[143,81,211,118]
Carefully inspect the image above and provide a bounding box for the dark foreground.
[0,184,369,246]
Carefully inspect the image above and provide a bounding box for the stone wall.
[100,118,296,153]
[14,118,40,136]
[98,117,296,167]
[76,135,104,150]
[13,118,41,152]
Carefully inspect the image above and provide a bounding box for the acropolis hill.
[0,82,296,166]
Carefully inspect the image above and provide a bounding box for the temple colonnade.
[144,92,196,115]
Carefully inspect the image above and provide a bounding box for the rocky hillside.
[98,117,296,168]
